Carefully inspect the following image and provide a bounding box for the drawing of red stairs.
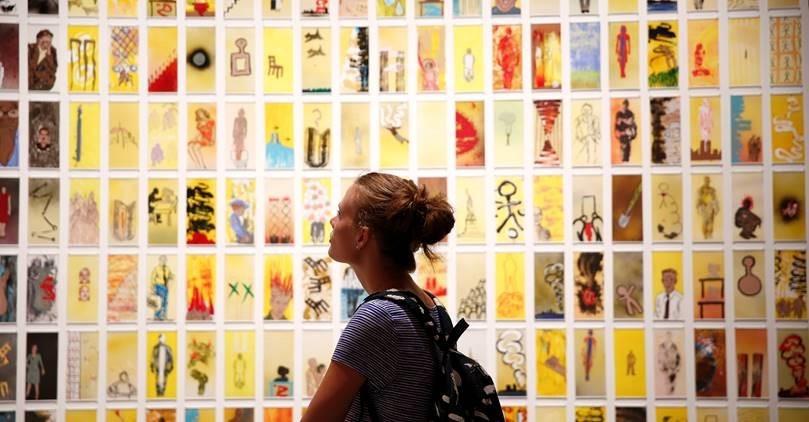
[149,50,178,93]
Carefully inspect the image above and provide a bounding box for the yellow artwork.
[264,330,294,397]
[495,329,527,395]
[68,178,100,246]
[378,0,405,16]
[302,331,333,397]
[341,102,370,169]
[264,28,293,93]
[147,178,179,245]
[418,26,445,92]
[771,94,804,164]
[186,0,214,17]
[378,27,407,93]
[575,328,604,397]
[614,329,646,397]
[533,176,563,242]
[339,27,368,93]
[225,255,254,321]
[225,28,254,93]
[454,25,484,92]
[775,249,808,321]
[576,407,606,422]
[109,26,138,93]
[772,172,805,241]
[186,178,216,245]
[107,409,137,422]
[302,103,332,169]
[770,17,802,86]
[265,103,295,169]
[571,99,602,166]
[417,101,447,168]
[107,254,138,322]
[379,102,409,168]
[108,0,138,17]
[224,0,251,17]
[301,27,331,93]
[67,331,99,400]
[692,251,725,320]
[652,251,683,321]
[264,254,294,321]
[107,331,138,400]
[147,27,177,93]
[69,101,101,169]
[687,19,719,88]
[770,0,800,8]
[647,21,679,88]
[186,27,216,93]
[417,251,447,303]
[689,96,722,164]
[456,253,486,320]
[536,329,566,396]
[225,103,254,169]
[455,176,486,244]
[148,103,179,169]
[738,408,769,422]
[264,408,294,422]
[187,103,217,170]
[302,178,331,245]
[146,254,178,322]
[734,251,767,319]
[495,252,525,320]
[185,331,215,398]
[692,173,723,242]
[609,0,636,13]
[67,25,99,93]
[495,177,525,243]
[146,330,177,399]
[731,172,764,242]
[146,409,176,421]
[186,254,215,320]
[66,410,96,421]
[697,408,727,422]
[780,408,809,422]
[729,18,761,87]
[66,254,98,323]
[656,407,687,422]
[572,175,603,243]
[225,179,255,245]
[493,101,523,167]
[651,174,683,242]
[109,102,139,169]
[109,178,138,245]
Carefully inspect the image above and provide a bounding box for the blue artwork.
[648,0,677,12]
[265,131,294,169]
[569,22,600,90]
[731,95,762,164]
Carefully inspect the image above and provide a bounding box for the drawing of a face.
[495,0,516,12]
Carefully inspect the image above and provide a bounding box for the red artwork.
[616,25,631,78]
[495,27,520,89]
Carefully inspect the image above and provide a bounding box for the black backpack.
[359,289,504,422]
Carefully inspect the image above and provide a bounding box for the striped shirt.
[332,299,441,421]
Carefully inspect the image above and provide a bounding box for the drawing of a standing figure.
[614,99,637,162]
[696,176,719,239]
[150,333,174,397]
[26,343,45,400]
[232,108,247,168]
[149,255,173,321]
[496,27,520,89]
[615,25,631,78]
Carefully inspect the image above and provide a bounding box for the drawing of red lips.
[455,111,479,155]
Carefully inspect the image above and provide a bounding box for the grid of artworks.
[0,0,806,421]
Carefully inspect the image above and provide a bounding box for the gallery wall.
[0,0,807,421]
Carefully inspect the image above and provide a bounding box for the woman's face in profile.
[328,185,361,265]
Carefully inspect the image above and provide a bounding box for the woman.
[303,172,454,421]
[26,343,45,400]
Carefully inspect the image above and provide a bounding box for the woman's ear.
[354,226,370,250]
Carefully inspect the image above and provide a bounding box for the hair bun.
[415,188,455,247]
